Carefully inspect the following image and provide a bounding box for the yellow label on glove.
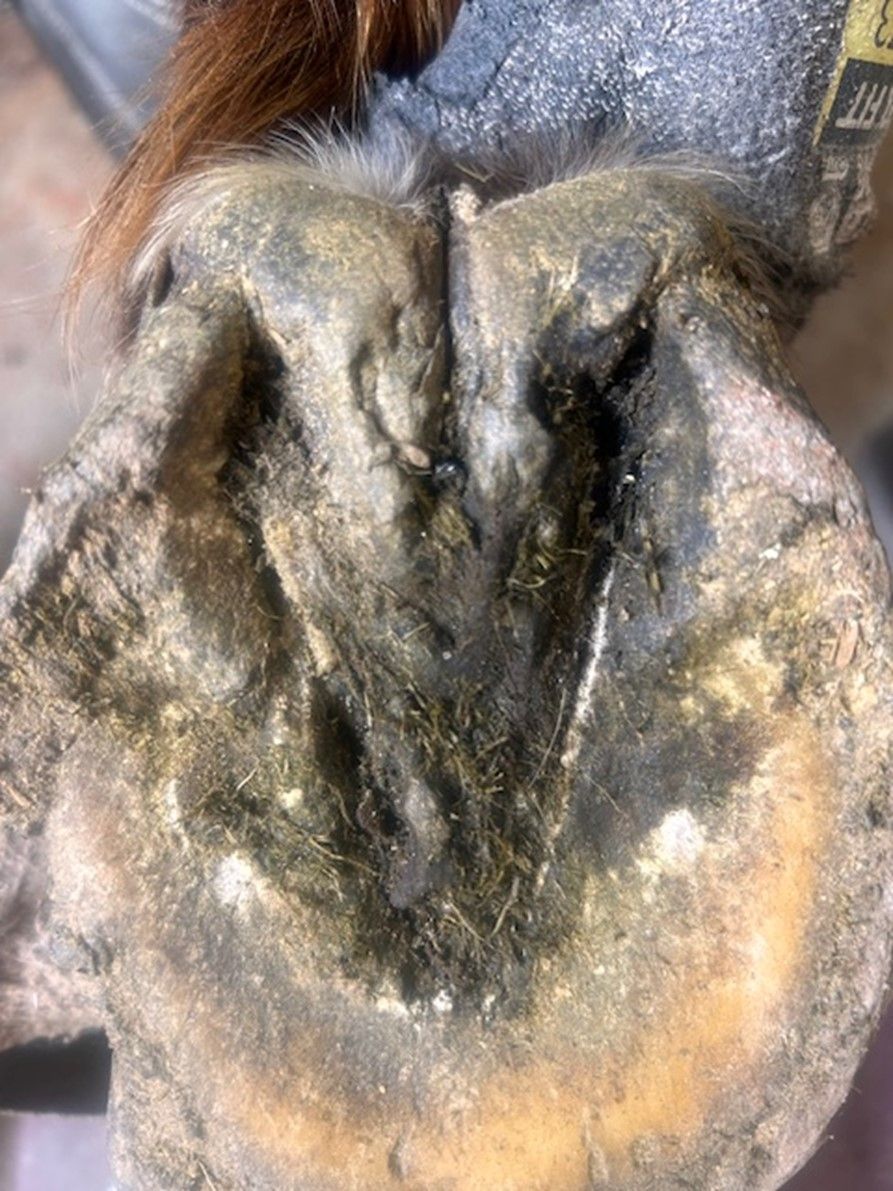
[816,0,893,144]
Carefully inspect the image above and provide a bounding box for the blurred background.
[1,2,892,1187]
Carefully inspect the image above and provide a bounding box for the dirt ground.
[0,9,892,1189]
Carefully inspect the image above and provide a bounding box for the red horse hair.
[72,0,459,310]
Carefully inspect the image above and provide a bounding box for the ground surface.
[0,8,892,1189]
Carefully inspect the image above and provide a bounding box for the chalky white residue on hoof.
[637,808,706,884]
[214,854,258,913]
[278,786,305,815]
[163,779,182,830]
[374,994,411,1018]
[431,989,454,1014]
[560,563,617,775]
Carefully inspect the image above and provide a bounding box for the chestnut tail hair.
[72,0,459,313]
